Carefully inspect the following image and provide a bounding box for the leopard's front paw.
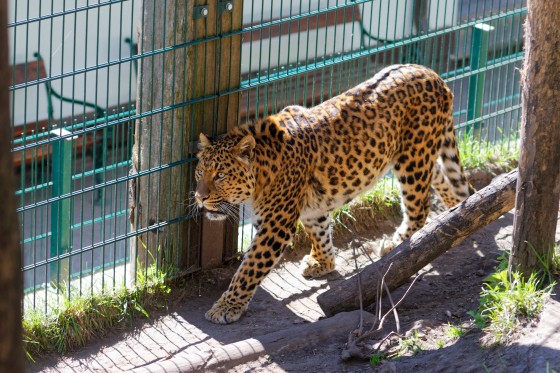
[301,255,335,278]
[205,297,248,324]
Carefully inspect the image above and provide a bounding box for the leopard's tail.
[431,98,474,208]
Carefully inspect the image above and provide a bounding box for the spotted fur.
[195,64,472,324]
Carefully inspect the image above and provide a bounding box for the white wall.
[9,0,457,126]
[240,0,362,75]
[9,0,138,127]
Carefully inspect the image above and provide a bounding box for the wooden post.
[0,0,25,370]
[510,1,560,275]
[130,0,243,277]
[193,0,242,267]
[130,0,195,277]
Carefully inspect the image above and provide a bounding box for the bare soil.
[30,183,560,372]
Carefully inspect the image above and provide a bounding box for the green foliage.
[469,251,554,344]
[397,330,423,356]
[369,353,386,367]
[458,132,519,172]
[445,324,467,339]
[331,178,401,234]
[23,262,172,360]
[553,244,560,275]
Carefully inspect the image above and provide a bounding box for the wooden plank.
[243,5,361,41]
[10,59,46,86]
[12,103,134,168]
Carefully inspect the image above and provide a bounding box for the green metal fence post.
[467,23,494,135]
[50,128,76,282]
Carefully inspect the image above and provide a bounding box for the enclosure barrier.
[8,0,525,314]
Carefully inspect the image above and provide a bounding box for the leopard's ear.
[198,133,212,150]
[234,135,255,165]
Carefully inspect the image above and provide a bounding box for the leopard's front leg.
[205,217,297,324]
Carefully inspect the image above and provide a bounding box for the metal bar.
[466,23,494,135]
[49,129,76,282]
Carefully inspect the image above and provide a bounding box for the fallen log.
[131,309,373,373]
[317,169,518,317]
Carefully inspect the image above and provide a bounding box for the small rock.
[476,269,486,276]
[445,310,452,318]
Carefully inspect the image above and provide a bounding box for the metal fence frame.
[9,0,525,314]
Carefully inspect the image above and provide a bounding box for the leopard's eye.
[195,169,202,178]
[216,172,226,180]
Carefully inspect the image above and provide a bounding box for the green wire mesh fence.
[9,0,525,314]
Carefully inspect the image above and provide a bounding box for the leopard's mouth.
[201,202,235,221]
[204,209,228,221]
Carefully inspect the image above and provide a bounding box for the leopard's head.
[195,133,256,221]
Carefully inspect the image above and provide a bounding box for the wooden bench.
[11,54,133,170]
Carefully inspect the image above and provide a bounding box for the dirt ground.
[31,188,560,372]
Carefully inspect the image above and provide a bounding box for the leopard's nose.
[195,191,208,205]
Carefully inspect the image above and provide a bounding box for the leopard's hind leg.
[300,215,336,278]
[390,152,435,248]
[431,110,473,207]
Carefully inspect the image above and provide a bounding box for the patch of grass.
[435,339,445,349]
[458,132,519,173]
[23,262,172,360]
[291,179,401,249]
[397,330,423,357]
[445,324,467,339]
[550,244,560,276]
[331,178,401,235]
[369,353,386,367]
[469,251,555,345]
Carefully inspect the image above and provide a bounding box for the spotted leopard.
[195,64,472,324]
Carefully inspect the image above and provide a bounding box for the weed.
[445,324,467,339]
[369,353,386,367]
[397,330,423,356]
[23,262,172,360]
[458,132,519,173]
[469,250,554,344]
[331,178,401,235]
[435,339,445,349]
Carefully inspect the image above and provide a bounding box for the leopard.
[195,64,473,324]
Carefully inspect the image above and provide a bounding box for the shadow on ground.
[29,207,560,373]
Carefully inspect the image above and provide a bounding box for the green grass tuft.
[23,263,172,360]
[331,178,401,235]
[445,324,467,339]
[458,132,519,173]
[469,251,554,344]
[397,330,423,357]
[369,353,386,367]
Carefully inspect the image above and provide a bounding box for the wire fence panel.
[9,0,525,314]
[10,0,138,313]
